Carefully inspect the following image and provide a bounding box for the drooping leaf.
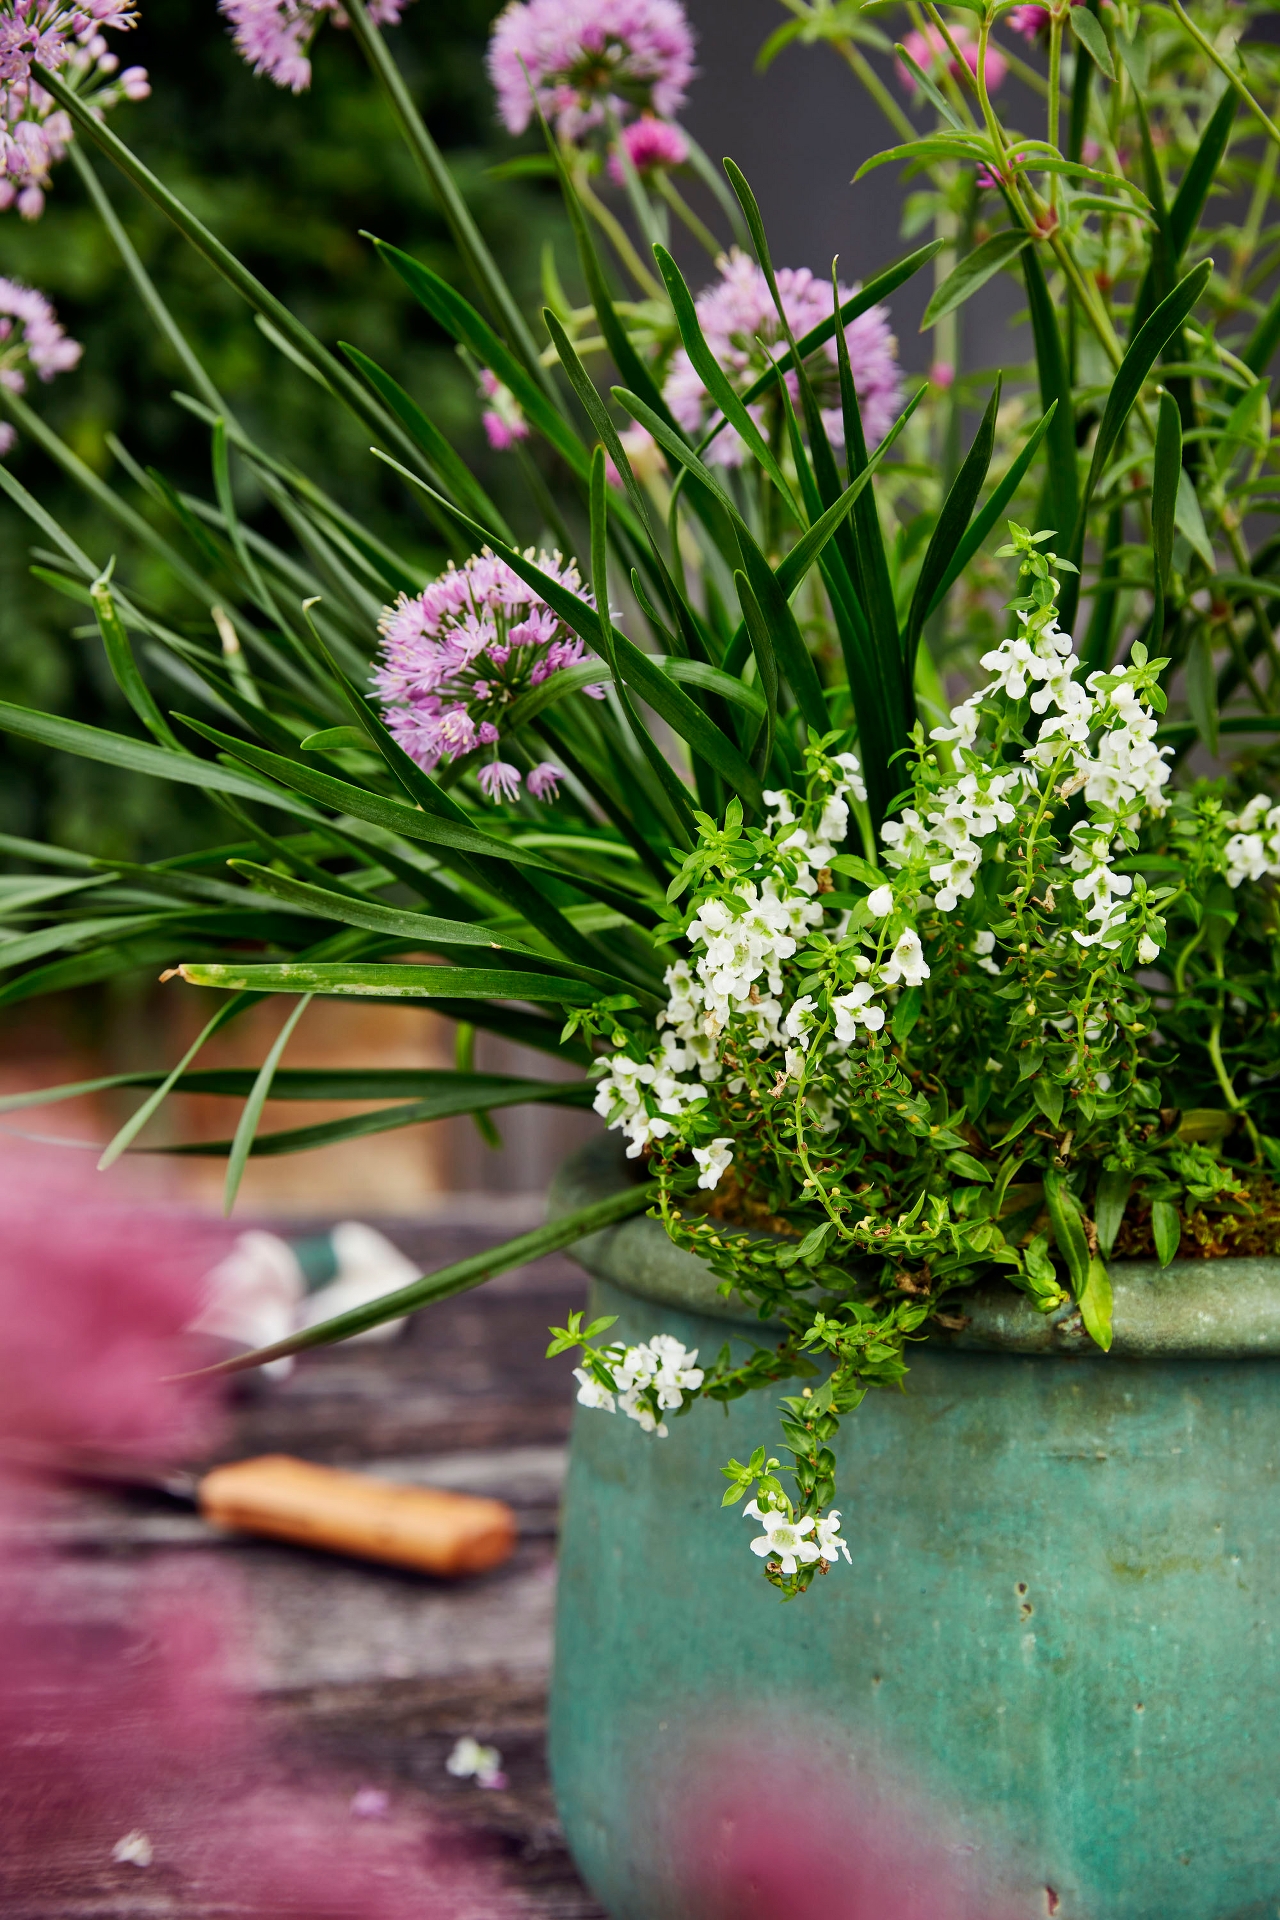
[922,232,1032,330]
[1151,1198,1182,1268]
[1070,6,1115,79]
[1093,1167,1132,1258]
[904,378,1000,672]
[223,993,312,1213]
[174,959,620,1008]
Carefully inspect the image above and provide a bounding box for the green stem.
[1168,0,1280,154]
[1207,952,1262,1156]
[1047,8,1064,214]
[832,36,918,143]
[655,174,721,258]
[573,162,663,298]
[69,144,225,417]
[341,0,551,394]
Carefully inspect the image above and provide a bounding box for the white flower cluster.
[916,605,1172,952]
[573,1333,705,1436]
[743,1498,850,1575]
[1223,794,1280,889]
[594,754,928,1180]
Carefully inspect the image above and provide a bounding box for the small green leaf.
[1078,1255,1114,1351]
[945,1151,993,1184]
[1043,1167,1090,1295]
[1151,1198,1182,1268]
[922,231,1032,331]
[1032,1076,1064,1128]
[1185,630,1219,756]
[301,726,367,752]
[892,984,924,1043]
[1093,1167,1132,1258]
[1070,6,1115,80]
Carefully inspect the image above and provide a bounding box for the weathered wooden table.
[3,1223,606,1919]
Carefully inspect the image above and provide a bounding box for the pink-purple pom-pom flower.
[373,548,604,801]
[487,0,695,141]
[663,250,903,466]
[0,279,82,445]
[0,0,146,218]
[219,0,416,94]
[607,114,687,183]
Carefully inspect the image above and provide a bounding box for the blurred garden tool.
[15,1444,517,1578]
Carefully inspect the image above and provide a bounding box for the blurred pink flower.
[219,0,415,93]
[897,24,1006,95]
[607,113,687,182]
[488,0,695,140]
[664,249,902,465]
[680,1724,1023,1920]
[929,360,955,390]
[0,1168,501,1917]
[1009,2,1084,41]
[478,367,530,449]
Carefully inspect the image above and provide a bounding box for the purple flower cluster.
[0,275,82,454]
[487,0,694,141]
[663,250,903,467]
[373,547,605,804]
[0,0,145,218]
[607,112,685,183]
[218,0,413,94]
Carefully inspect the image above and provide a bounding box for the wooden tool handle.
[197,1454,516,1577]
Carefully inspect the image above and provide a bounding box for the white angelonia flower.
[743,1499,822,1575]
[573,1367,615,1412]
[972,928,1000,975]
[1137,933,1161,964]
[831,982,885,1045]
[814,1510,851,1565]
[880,929,929,988]
[866,883,894,918]
[692,1137,734,1190]
[1224,794,1280,887]
[931,699,981,749]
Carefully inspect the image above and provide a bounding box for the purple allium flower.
[607,113,686,183]
[478,369,530,451]
[477,760,522,803]
[663,250,903,466]
[487,0,695,141]
[0,278,81,447]
[374,547,605,783]
[0,0,144,217]
[219,0,415,94]
[526,762,563,800]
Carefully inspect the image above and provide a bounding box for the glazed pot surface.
[548,1142,1280,1919]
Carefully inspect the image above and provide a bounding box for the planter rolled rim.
[549,1134,1280,1359]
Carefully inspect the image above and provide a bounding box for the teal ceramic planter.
[548,1138,1280,1919]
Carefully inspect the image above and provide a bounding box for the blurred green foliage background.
[0,0,569,859]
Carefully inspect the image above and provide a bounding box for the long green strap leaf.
[924,403,1058,618]
[226,858,660,1006]
[0,1066,597,1112]
[223,993,312,1213]
[371,238,585,479]
[152,1077,596,1160]
[339,342,512,542]
[0,700,320,815]
[904,379,1001,670]
[185,1179,659,1375]
[175,959,619,1007]
[1062,259,1213,629]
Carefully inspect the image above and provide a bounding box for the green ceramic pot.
[547,1136,1280,1919]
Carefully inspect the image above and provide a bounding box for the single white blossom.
[744,1499,822,1575]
